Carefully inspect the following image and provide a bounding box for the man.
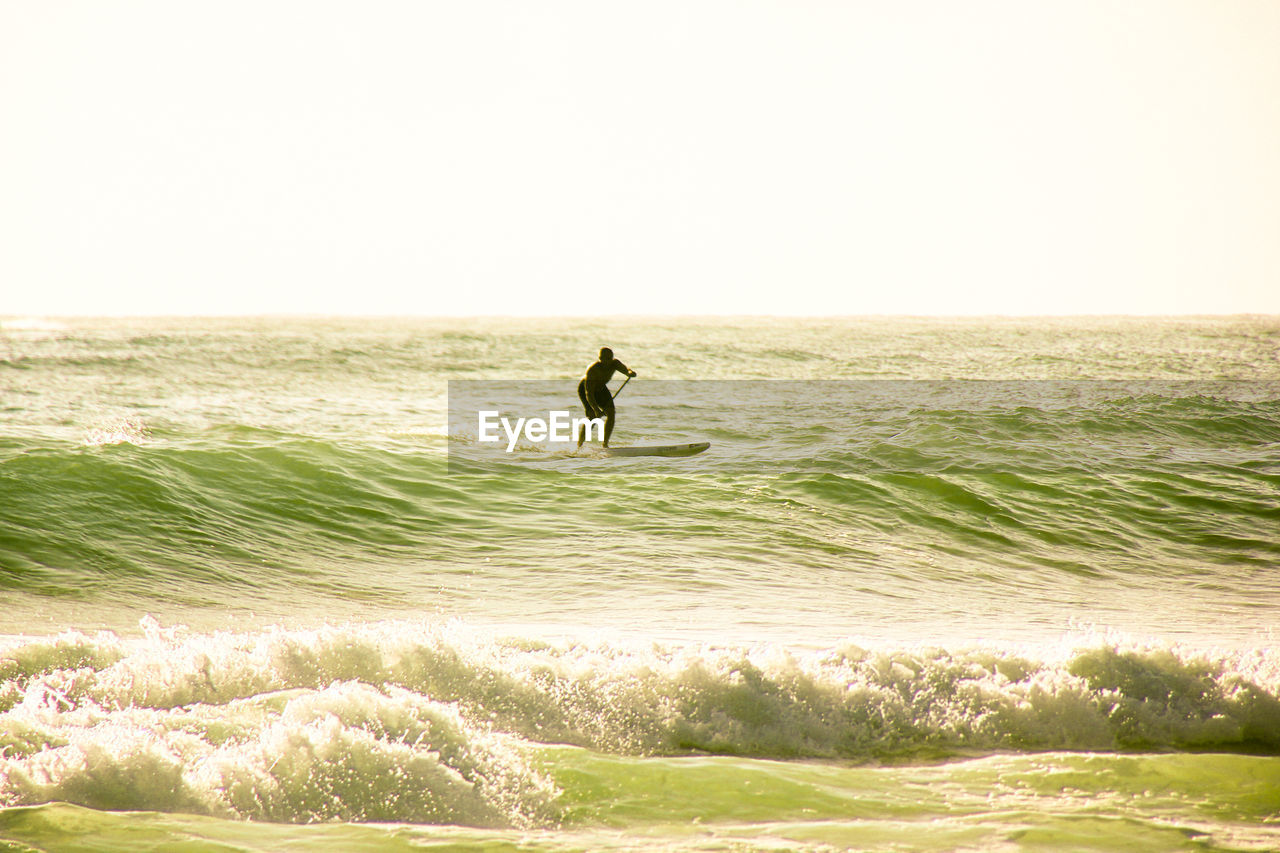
[576,346,636,449]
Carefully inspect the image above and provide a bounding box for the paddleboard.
[605,442,710,458]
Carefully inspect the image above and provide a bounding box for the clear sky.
[2,1,1278,317]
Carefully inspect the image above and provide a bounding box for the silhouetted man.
[576,347,636,448]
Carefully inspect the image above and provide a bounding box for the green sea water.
[1,315,1278,851]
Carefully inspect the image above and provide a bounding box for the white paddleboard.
[605,442,710,458]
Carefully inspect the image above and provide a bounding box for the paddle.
[612,374,632,399]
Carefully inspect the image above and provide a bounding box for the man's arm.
[614,360,637,378]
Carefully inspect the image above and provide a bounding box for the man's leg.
[576,381,593,448]
[594,387,616,448]
[576,412,596,448]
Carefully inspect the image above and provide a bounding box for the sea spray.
[1,623,557,825]
[3,619,1280,827]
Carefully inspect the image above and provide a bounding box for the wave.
[4,389,1279,608]
[2,620,1279,825]
[0,431,461,599]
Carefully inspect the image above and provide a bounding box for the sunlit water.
[2,315,1278,851]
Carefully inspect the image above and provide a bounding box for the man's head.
[599,347,613,361]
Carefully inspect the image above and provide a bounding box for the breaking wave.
[3,619,1279,826]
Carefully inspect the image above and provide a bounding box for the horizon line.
[4,311,1279,323]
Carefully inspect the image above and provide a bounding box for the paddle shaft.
[613,375,632,399]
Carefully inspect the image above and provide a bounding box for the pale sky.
[2,1,1278,317]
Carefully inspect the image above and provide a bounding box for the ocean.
[1,315,1278,851]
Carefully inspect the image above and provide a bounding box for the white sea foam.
[0,619,555,822]
[82,417,152,447]
[2,618,1278,825]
